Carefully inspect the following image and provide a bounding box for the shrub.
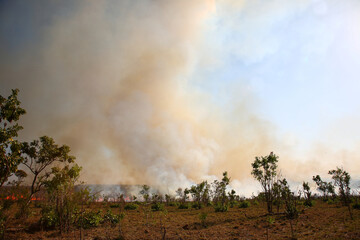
[253,200,259,206]
[352,203,360,210]
[78,210,103,229]
[110,203,120,208]
[214,203,228,212]
[168,202,178,207]
[40,206,58,229]
[239,201,250,208]
[151,202,164,211]
[198,212,208,227]
[103,209,120,225]
[124,203,138,210]
[192,202,202,209]
[178,203,189,209]
[303,200,315,207]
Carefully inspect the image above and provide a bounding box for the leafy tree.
[42,164,83,234]
[0,89,26,187]
[227,189,237,208]
[190,181,209,209]
[312,175,334,200]
[213,171,230,212]
[175,188,183,201]
[139,185,150,202]
[328,167,353,219]
[20,136,75,210]
[278,178,299,239]
[251,152,278,214]
[302,182,313,207]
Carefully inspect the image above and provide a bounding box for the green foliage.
[251,152,278,214]
[328,167,351,205]
[103,209,121,225]
[214,202,228,212]
[124,203,138,210]
[228,189,237,208]
[190,181,210,209]
[267,216,275,225]
[352,203,360,210]
[278,179,298,220]
[178,203,189,209]
[312,175,335,200]
[40,205,58,229]
[302,181,313,207]
[329,167,353,219]
[151,202,164,211]
[191,202,202,209]
[212,172,230,212]
[110,203,120,208]
[42,164,83,233]
[168,202,178,207]
[198,212,208,227]
[303,200,315,207]
[139,185,150,202]
[0,89,26,187]
[78,210,103,229]
[239,200,250,208]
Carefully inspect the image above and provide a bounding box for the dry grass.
[4,200,360,240]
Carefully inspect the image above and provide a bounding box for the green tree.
[0,89,26,187]
[139,185,150,202]
[190,181,209,209]
[278,178,299,239]
[227,189,237,208]
[302,182,313,207]
[213,171,230,212]
[251,152,278,214]
[312,175,334,200]
[42,164,82,234]
[20,136,75,209]
[328,167,353,219]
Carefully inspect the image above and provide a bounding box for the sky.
[1,0,360,195]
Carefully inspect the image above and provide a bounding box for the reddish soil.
[4,201,360,240]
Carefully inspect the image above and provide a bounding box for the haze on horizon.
[1,0,360,196]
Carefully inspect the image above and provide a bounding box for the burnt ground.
[4,200,360,240]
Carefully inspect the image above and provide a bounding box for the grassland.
[4,200,360,240]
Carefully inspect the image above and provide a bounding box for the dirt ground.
[4,200,360,240]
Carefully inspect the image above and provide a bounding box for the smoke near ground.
[1,0,360,195]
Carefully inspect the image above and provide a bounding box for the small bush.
[198,212,208,227]
[78,210,103,229]
[327,199,334,205]
[253,200,259,206]
[40,206,58,229]
[214,203,228,212]
[352,203,360,210]
[178,203,189,209]
[103,209,120,225]
[192,202,202,209]
[151,202,164,211]
[124,203,138,210]
[168,202,178,207]
[239,201,250,208]
[303,200,315,207]
[110,203,120,208]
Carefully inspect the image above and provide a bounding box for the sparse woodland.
[1,89,360,239]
